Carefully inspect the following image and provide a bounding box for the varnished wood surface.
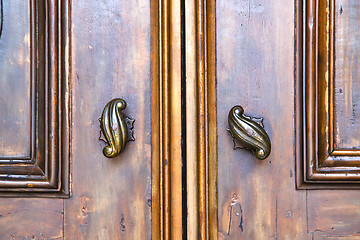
[186,0,218,239]
[64,0,152,239]
[216,0,307,239]
[185,0,218,239]
[308,191,360,236]
[214,0,360,239]
[151,0,183,239]
[1,0,360,238]
[0,199,63,239]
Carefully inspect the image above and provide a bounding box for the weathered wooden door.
[0,0,186,239]
[2,0,360,239]
[183,0,360,239]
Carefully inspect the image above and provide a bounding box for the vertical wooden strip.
[305,0,317,177]
[161,0,171,237]
[151,0,161,238]
[196,0,208,237]
[152,0,182,239]
[187,0,218,238]
[206,0,218,239]
[328,0,335,153]
[185,0,198,238]
[296,0,305,189]
[169,0,183,238]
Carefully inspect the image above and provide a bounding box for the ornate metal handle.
[228,106,271,160]
[99,98,135,158]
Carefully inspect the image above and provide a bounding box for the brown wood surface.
[0,0,156,238]
[216,0,306,239]
[151,0,183,239]
[1,0,360,238]
[185,0,218,239]
[308,191,360,236]
[0,198,63,239]
[64,0,152,239]
[213,0,360,239]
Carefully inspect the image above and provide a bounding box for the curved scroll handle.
[228,106,271,160]
[99,98,135,158]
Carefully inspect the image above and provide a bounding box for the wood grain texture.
[216,0,307,239]
[185,0,218,239]
[0,199,64,239]
[64,0,152,238]
[308,191,360,237]
[185,1,198,238]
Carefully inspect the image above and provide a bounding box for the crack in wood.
[120,214,125,232]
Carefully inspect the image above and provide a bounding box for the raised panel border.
[296,0,360,189]
[0,0,70,196]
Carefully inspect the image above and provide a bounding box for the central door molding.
[151,0,183,239]
[185,0,218,239]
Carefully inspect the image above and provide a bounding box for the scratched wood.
[216,0,307,239]
[64,0,152,239]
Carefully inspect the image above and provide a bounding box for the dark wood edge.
[295,0,305,190]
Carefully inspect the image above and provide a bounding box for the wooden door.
[0,0,184,239]
[184,0,360,239]
[2,0,360,239]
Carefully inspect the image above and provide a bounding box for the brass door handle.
[228,106,271,160]
[99,98,135,158]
